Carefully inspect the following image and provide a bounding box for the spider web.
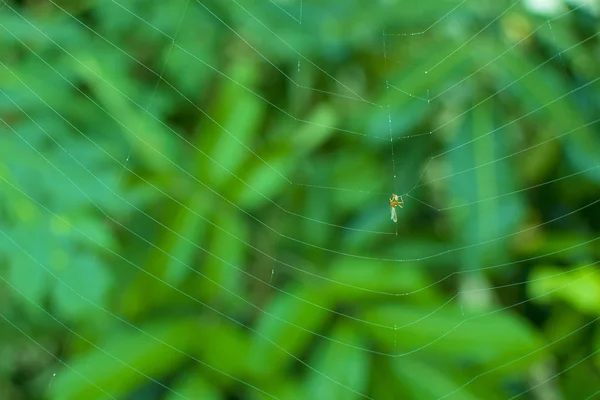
[1,0,599,399]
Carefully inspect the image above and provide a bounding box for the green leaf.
[49,318,198,400]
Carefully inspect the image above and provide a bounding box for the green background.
[1,0,599,399]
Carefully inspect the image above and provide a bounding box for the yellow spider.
[389,194,404,223]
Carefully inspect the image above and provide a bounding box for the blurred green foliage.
[1,0,600,399]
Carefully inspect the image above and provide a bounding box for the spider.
[389,193,404,223]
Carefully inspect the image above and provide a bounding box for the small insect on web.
[389,193,404,223]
